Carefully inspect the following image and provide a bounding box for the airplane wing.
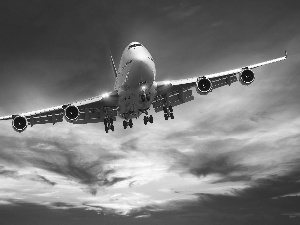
[0,90,119,132]
[153,51,287,113]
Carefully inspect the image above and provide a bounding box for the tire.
[163,107,168,113]
[144,116,148,125]
[111,125,114,131]
[164,115,168,120]
[110,118,113,124]
[170,113,174,119]
[149,115,153,123]
[169,106,173,112]
[105,127,108,133]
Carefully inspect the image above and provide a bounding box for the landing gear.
[170,113,174,119]
[123,120,127,129]
[163,106,174,120]
[149,115,153,123]
[123,119,133,129]
[104,117,114,133]
[143,115,153,125]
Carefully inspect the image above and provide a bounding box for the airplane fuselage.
[114,42,157,120]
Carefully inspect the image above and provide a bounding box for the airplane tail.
[105,38,118,78]
[109,53,118,78]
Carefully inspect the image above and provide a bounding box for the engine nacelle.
[64,105,80,123]
[239,69,255,85]
[196,76,212,95]
[12,115,27,133]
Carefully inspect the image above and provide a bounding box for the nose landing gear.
[104,117,114,133]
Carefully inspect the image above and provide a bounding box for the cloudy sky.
[0,0,299,224]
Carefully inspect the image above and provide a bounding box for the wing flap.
[71,107,118,124]
[28,112,64,127]
[153,89,194,113]
[211,75,238,90]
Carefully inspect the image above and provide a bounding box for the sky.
[0,0,300,224]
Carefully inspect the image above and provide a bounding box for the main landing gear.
[104,117,114,133]
[123,119,133,129]
[163,106,174,120]
[144,115,153,125]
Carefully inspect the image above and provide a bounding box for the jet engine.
[12,115,27,133]
[239,69,255,85]
[64,105,80,122]
[196,76,212,95]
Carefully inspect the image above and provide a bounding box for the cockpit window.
[128,43,142,50]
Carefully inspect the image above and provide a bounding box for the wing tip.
[285,50,288,58]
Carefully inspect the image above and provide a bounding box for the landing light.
[141,85,147,91]
[102,93,110,98]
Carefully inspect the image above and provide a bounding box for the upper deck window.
[128,43,142,50]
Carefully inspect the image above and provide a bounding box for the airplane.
[0,42,287,133]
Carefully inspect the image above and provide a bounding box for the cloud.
[129,167,300,224]
[161,2,201,21]
[0,167,56,186]
[0,134,130,195]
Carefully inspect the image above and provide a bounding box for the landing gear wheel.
[169,106,173,112]
[170,113,174,119]
[111,125,114,131]
[105,126,109,133]
[146,95,151,101]
[149,115,153,123]
[163,107,168,114]
[164,114,168,120]
[129,119,133,128]
[123,120,127,129]
[144,116,148,125]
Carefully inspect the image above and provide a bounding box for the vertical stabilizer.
[104,36,118,78]
[110,53,118,78]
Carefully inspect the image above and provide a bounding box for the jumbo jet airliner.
[0,42,287,133]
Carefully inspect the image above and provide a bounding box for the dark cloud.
[165,142,256,183]
[29,151,129,195]
[0,201,128,225]
[0,134,129,194]
[0,166,56,186]
[120,137,139,151]
[130,168,300,225]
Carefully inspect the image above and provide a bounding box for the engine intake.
[196,76,212,95]
[64,105,80,122]
[239,69,255,85]
[12,115,27,133]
